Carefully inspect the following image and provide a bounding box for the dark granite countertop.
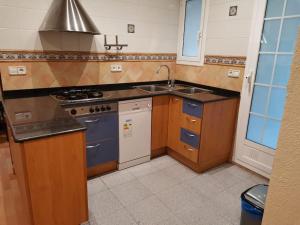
[3,81,239,142]
[4,96,86,142]
[100,88,232,104]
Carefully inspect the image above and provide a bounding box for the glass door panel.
[246,0,300,150]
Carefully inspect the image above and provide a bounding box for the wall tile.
[0,0,180,53]
[0,61,176,90]
[205,0,254,56]
[205,37,249,56]
[175,64,244,92]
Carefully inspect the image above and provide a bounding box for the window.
[177,0,208,66]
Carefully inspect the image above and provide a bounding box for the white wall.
[205,0,255,56]
[0,0,254,56]
[0,0,180,53]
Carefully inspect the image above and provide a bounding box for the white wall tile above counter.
[0,0,256,57]
[0,0,180,53]
[205,0,255,56]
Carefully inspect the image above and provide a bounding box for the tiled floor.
[87,156,268,225]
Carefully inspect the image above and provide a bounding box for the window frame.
[176,0,209,66]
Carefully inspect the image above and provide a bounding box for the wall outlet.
[15,112,32,121]
[17,66,27,75]
[110,64,122,72]
[8,66,27,75]
[227,69,240,78]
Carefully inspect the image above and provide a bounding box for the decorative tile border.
[0,50,176,62]
[0,51,246,66]
[204,55,246,67]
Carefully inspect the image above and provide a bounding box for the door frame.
[233,0,275,178]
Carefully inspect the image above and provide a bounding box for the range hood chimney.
[39,0,100,35]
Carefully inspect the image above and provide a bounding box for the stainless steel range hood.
[39,0,100,35]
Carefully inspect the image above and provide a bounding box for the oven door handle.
[84,119,100,124]
[87,144,101,149]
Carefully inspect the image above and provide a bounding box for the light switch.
[227,69,240,78]
[8,66,27,75]
[8,66,18,75]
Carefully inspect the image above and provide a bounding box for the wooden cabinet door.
[167,96,182,152]
[151,96,169,157]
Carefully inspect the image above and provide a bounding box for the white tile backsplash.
[0,0,180,53]
[205,0,255,56]
[0,0,254,56]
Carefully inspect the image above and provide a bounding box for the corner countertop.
[58,86,236,107]
[4,96,86,142]
[3,81,240,143]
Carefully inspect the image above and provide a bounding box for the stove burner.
[87,89,104,99]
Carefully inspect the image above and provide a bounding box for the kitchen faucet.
[156,65,175,88]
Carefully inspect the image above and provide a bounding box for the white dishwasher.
[118,97,152,170]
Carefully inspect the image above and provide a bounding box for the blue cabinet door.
[180,128,200,149]
[86,139,119,168]
[183,99,203,118]
[77,113,118,144]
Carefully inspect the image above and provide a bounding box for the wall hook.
[104,35,128,51]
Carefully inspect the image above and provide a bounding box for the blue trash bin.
[240,184,268,225]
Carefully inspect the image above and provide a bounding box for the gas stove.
[51,88,117,117]
[51,88,110,103]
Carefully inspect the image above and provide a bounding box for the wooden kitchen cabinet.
[166,96,239,173]
[167,96,183,153]
[151,95,170,158]
[7,129,88,225]
[167,96,201,163]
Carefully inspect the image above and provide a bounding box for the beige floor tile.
[95,208,137,225]
[110,179,153,206]
[88,190,123,218]
[138,170,179,194]
[126,196,173,224]
[101,170,136,188]
[162,162,197,182]
[87,177,107,196]
[149,155,179,170]
[86,159,267,225]
[139,216,186,225]
[126,162,159,178]
[156,183,205,213]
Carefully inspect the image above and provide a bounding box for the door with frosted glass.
[235,0,300,177]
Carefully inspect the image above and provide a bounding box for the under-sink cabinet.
[151,96,170,158]
[152,95,239,173]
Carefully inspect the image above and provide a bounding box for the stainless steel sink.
[136,85,168,93]
[136,84,213,95]
[157,84,190,91]
[176,87,213,95]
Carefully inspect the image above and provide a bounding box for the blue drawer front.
[183,99,203,118]
[180,128,200,149]
[86,139,119,168]
[77,113,118,144]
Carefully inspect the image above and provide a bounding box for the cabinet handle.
[87,144,101,149]
[173,98,179,101]
[187,103,198,108]
[84,119,100,124]
[184,132,195,137]
[184,145,196,152]
[187,117,197,123]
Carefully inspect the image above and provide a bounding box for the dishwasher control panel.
[118,98,152,113]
